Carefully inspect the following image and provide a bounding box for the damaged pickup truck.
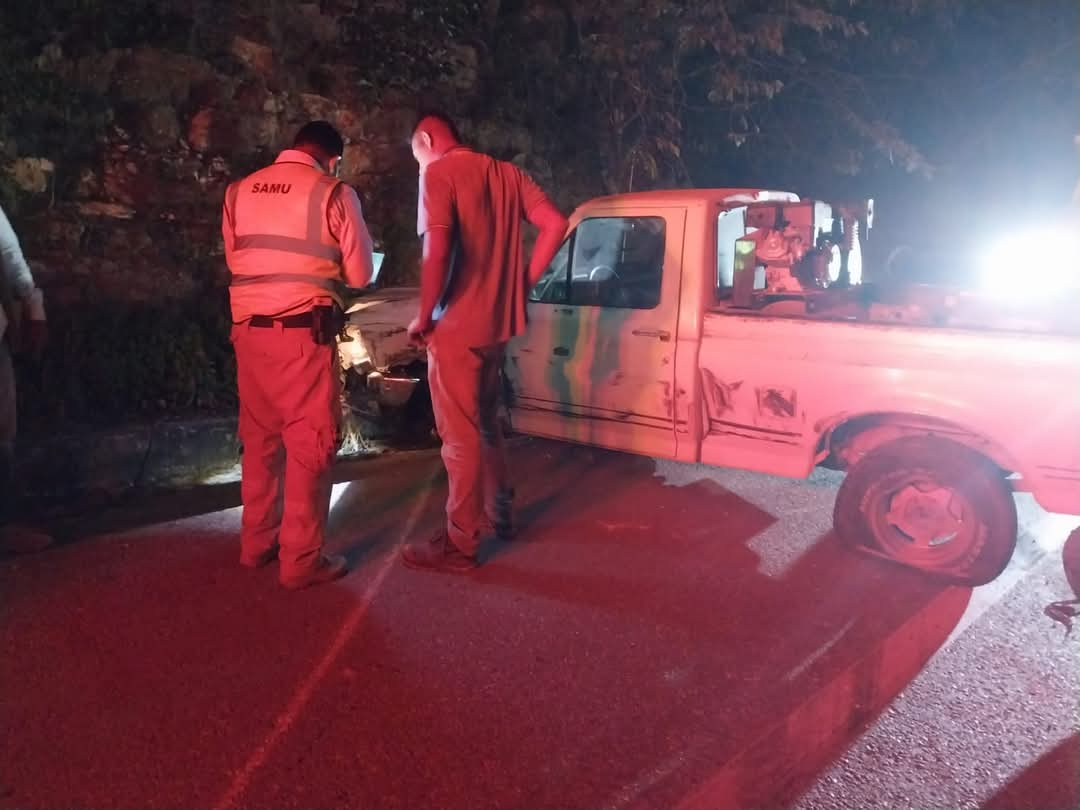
[340,188,1080,586]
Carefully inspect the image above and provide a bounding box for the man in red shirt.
[403,112,568,573]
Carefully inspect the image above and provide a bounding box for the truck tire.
[833,435,1017,586]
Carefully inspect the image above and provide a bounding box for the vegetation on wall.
[1,0,1076,433]
[14,295,236,431]
[0,1,186,198]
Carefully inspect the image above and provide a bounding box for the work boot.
[402,533,479,574]
[0,525,54,554]
[279,554,348,590]
[239,545,279,569]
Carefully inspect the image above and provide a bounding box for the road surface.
[2,438,1077,809]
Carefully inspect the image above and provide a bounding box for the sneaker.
[402,534,479,574]
[279,554,348,590]
[0,525,54,554]
[239,545,279,569]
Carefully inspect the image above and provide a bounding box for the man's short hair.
[294,121,345,158]
[412,109,462,143]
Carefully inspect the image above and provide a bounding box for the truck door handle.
[553,346,570,356]
[632,329,671,342]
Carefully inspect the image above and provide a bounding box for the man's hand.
[24,319,47,359]
[6,311,47,360]
[407,314,433,348]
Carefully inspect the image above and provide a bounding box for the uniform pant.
[427,337,510,557]
[0,339,17,525]
[231,322,340,577]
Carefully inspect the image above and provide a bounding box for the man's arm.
[409,167,455,342]
[329,184,375,289]
[0,205,46,356]
[0,205,45,321]
[415,227,453,330]
[515,170,568,288]
[221,183,237,258]
[525,200,569,288]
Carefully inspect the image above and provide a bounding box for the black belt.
[248,312,313,328]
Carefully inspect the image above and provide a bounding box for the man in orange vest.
[402,112,568,573]
[222,120,374,590]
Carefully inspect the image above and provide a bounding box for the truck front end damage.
[337,288,431,447]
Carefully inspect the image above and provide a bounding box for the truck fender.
[815,409,1022,477]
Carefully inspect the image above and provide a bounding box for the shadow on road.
[980,732,1080,810]
[0,438,971,810]
[24,449,445,549]
[37,482,243,544]
[1044,525,1080,634]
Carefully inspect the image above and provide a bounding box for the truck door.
[507,208,686,459]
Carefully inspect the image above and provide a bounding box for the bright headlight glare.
[979,226,1080,296]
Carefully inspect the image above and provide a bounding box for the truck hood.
[340,286,422,372]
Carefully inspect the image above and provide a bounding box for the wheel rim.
[868,475,981,572]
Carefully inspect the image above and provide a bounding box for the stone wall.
[1,0,585,433]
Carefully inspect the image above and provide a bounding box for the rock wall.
[1,0,584,432]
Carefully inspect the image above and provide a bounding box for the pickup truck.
[342,188,1080,585]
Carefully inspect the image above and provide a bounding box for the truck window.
[568,216,666,309]
[716,206,745,293]
[716,205,765,299]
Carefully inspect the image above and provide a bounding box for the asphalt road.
[2,438,1077,810]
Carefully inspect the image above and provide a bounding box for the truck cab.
[508,188,847,465]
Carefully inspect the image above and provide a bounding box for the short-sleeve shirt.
[417,147,550,348]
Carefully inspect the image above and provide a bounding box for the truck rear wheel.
[833,436,1017,586]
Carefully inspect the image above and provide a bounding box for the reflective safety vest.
[225,160,346,320]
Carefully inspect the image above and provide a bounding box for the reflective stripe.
[233,234,343,262]
[310,175,342,242]
[230,272,346,296]
[225,164,347,317]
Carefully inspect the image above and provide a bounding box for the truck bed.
[697,301,1080,512]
